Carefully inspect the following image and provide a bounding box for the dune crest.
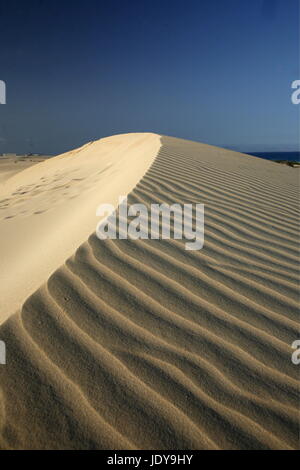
[0,135,299,449]
[0,133,161,324]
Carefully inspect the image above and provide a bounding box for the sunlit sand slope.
[0,135,299,449]
[0,133,161,324]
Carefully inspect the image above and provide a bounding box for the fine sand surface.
[0,134,160,324]
[0,156,48,184]
[0,133,299,449]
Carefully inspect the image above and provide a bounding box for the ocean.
[245,151,300,162]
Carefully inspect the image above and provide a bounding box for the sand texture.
[0,134,299,449]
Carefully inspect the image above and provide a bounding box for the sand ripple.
[0,135,299,449]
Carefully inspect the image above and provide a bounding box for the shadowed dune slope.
[0,135,299,449]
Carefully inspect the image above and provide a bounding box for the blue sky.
[0,0,299,154]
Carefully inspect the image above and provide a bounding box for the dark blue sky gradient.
[0,0,299,154]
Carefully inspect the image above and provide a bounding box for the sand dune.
[0,134,299,449]
[0,133,160,324]
[0,155,47,184]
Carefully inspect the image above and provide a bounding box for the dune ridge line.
[0,134,299,449]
